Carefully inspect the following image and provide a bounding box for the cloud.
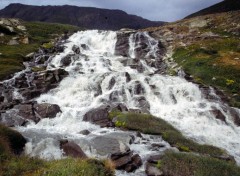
[0,0,223,21]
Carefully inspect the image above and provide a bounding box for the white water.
[16,30,240,167]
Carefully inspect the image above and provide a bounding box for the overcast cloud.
[0,0,223,21]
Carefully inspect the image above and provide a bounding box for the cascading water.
[2,29,240,174]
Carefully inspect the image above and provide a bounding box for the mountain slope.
[185,0,240,19]
[0,3,164,30]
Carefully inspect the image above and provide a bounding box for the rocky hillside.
[0,3,164,30]
[0,18,81,80]
[185,0,240,19]
[148,10,240,108]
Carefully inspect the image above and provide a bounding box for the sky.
[0,0,223,22]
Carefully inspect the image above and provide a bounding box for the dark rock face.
[0,4,165,30]
[210,109,226,122]
[60,140,87,158]
[60,54,72,66]
[110,151,142,172]
[83,105,113,127]
[0,102,61,126]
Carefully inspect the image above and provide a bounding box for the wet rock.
[125,72,131,82]
[145,162,163,176]
[34,103,61,118]
[109,91,120,102]
[21,89,42,100]
[80,44,89,50]
[83,105,112,127]
[134,81,145,95]
[134,96,150,113]
[60,54,72,66]
[108,77,116,90]
[0,109,26,127]
[15,104,39,122]
[111,103,128,112]
[115,32,130,57]
[210,109,226,122]
[111,151,133,170]
[0,96,4,103]
[111,152,142,172]
[229,108,240,126]
[91,135,130,156]
[60,140,87,159]
[79,130,91,135]
[72,45,81,54]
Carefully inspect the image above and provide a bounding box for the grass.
[159,152,240,176]
[173,37,240,107]
[0,156,114,176]
[0,124,114,176]
[0,21,82,81]
[109,112,226,157]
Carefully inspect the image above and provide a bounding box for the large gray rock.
[34,103,61,118]
[83,105,112,127]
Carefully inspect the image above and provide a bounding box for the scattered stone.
[60,140,87,159]
[8,39,19,45]
[72,45,81,54]
[79,129,91,135]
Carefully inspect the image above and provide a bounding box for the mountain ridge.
[185,0,240,19]
[0,3,165,30]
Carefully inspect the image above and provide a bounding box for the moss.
[42,42,54,49]
[31,66,46,72]
[0,125,26,155]
[110,112,226,157]
[160,152,240,176]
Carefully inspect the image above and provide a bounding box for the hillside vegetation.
[149,10,240,108]
[0,18,81,80]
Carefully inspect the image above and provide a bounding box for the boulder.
[60,54,72,66]
[60,140,87,158]
[83,105,112,127]
[15,104,39,122]
[79,130,91,135]
[229,108,240,126]
[34,103,61,118]
[72,45,81,54]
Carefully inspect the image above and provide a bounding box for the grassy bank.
[109,111,240,175]
[173,37,240,107]
[109,111,226,157]
[159,152,240,176]
[0,21,81,80]
[0,124,114,176]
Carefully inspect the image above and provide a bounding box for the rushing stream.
[1,30,240,174]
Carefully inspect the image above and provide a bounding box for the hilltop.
[185,0,240,19]
[0,3,164,30]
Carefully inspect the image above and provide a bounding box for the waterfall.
[8,30,239,166]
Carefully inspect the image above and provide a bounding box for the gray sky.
[0,0,223,22]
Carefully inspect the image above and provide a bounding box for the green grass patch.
[0,21,82,81]
[0,157,114,176]
[159,152,240,176]
[173,37,240,108]
[110,112,226,157]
